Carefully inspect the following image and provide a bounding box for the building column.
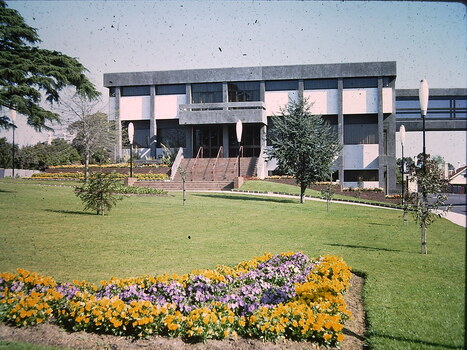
[115,87,122,161]
[223,125,229,157]
[223,82,228,104]
[337,78,344,189]
[377,78,386,193]
[149,85,157,158]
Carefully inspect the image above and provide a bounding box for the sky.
[1,0,466,146]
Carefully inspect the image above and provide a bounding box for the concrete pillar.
[298,80,304,100]
[378,78,386,192]
[223,82,228,103]
[337,78,344,188]
[149,85,157,158]
[260,81,265,102]
[115,87,122,161]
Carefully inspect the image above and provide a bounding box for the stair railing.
[233,146,244,177]
[191,147,203,181]
[211,146,224,181]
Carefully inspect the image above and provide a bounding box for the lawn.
[0,179,464,349]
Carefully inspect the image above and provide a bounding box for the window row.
[396,97,467,119]
[111,77,395,97]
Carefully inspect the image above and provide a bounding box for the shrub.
[75,173,122,215]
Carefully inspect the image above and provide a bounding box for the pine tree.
[0,1,99,130]
[268,98,342,203]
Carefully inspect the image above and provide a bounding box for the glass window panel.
[455,111,466,118]
[428,99,450,108]
[304,79,338,90]
[265,80,298,91]
[455,99,467,109]
[427,112,451,118]
[192,83,223,103]
[343,77,378,89]
[396,113,421,118]
[228,81,260,102]
[396,99,420,109]
[121,86,150,97]
[156,84,186,95]
[344,170,379,182]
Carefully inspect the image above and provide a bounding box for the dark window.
[344,170,379,182]
[343,77,378,89]
[157,128,186,148]
[322,115,338,136]
[228,81,260,102]
[156,84,186,95]
[265,80,298,91]
[304,79,338,90]
[122,121,150,148]
[191,83,223,103]
[344,115,378,144]
[396,96,467,119]
[121,86,150,97]
[109,87,117,97]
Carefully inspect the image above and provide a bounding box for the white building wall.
[155,94,186,119]
[382,87,393,113]
[265,91,299,116]
[343,88,378,114]
[120,96,151,120]
[343,144,379,169]
[303,90,338,115]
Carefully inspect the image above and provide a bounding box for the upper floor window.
[304,79,338,90]
[121,85,150,97]
[396,96,467,119]
[109,87,117,97]
[228,81,260,102]
[343,77,378,89]
[265,80,298,91]
[191,83,223,103]
[344,114,378,144]
[156,84,186,95]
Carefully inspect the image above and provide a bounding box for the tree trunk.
[300,182,307,204]
[421,222,427,254]
[84,153,90,183]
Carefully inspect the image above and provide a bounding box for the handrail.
[191,147,203,180]
[233,146,244,177]
[170,147,184,181]
[211,146,223,181]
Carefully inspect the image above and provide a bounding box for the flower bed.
[0,253,351,346]
[31,172,169,181]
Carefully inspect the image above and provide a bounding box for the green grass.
[0,341,65,350]
[0,179,464,349]
[240,179,394,206]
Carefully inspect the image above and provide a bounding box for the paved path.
[221,190,466,228]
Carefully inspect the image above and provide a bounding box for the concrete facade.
[104,61,398,193]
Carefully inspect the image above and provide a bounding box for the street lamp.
[11,110,17,178]
[236,120,243,177]
[419,79,429,200]
[128,122,134,178]
[400,124,406,200]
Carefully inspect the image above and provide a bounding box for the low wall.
[0,169,41,178]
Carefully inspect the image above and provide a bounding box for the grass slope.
[0,179,464,349]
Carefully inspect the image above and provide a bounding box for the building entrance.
[193,125,223,158]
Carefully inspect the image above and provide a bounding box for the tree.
[0,1,100,130]
[75,172,121,216]
[408,153,450,254]
[18,138,80,170]
[0,136,16,168]
[66,99,115,182]
[268,98,342,203]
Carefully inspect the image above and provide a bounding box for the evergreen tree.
[268,98,342,203]
[0,1,99,130]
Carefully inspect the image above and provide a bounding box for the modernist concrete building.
[104,61,398,193]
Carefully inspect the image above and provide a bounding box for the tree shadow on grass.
[326,243,402,253]
[192,193,297,204]
[373,333,462,349]
[44,209,97,216]
[0,188,14,193]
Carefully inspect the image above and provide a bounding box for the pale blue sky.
[2,0,466,145]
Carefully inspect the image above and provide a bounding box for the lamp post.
[419,79,429,201]
[236,120,243,177]
[128,122,134,178]
[400,124,407,224]
[11,110,17,178]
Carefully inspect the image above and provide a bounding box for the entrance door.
[193,126,222,158]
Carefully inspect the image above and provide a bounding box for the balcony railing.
[179,101,267,125]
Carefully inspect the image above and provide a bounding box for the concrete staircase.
[133,157,258,191]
